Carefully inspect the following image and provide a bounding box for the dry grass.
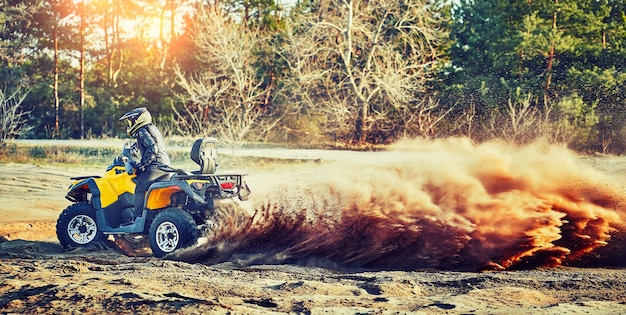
[0,144,113,166]
[0,141,317,170]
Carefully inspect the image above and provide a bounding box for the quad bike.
[56,138,251,258]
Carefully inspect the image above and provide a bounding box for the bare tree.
[0,89,32,144]
[400,97,452,138]
[451,96,477,139]
[174,6,279,151]
[486,93,541,144]
[78,0,86,138]
[276,0,447,143]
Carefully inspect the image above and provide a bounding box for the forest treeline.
[1,0,625,153]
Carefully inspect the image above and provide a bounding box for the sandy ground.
[1,140,626,314]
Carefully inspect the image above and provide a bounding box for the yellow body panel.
[95,166,137,207]
[70,166,217,210]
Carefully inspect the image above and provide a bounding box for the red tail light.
[220,182,235,189]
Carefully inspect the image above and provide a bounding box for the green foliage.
[443,0,626,152]
[1,0,189,139]
[2,0,626,151]
[554,93,599,150]
[565,66,626,152]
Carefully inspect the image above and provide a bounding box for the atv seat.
[190,138,218,174]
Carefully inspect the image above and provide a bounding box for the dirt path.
[0,163,99,240]
[2,141,626,314]
[1,237,626,314]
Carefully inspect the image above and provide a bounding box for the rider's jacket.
[134,124,171,172]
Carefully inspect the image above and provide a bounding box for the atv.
[56,137,251,257]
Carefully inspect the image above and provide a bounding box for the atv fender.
[145,181,206,210]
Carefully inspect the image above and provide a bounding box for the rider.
[118,107,171,225]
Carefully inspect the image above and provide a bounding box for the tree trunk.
[105,0,112,86]
[159,1,167,70]
[341,0,368,143]
[53,15,60,138]
[354,100,367,143]
[169,0,175,70]
[79,0,85,138]
[111,0,123,86]
[544,0,558,98]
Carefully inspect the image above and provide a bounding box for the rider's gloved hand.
[134,162,146,174]
[114,156,128,164]
[126,160,144,175]
[125,160,136,175]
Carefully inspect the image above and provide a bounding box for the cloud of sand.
[174,138,626,270]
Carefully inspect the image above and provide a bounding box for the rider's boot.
[120,207,137,226]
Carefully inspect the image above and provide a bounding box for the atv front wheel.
[149,208,199,258]
[56,203,105,249]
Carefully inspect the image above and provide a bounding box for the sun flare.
[80,0,193,45]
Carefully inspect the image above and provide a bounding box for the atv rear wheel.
[56,203,105,249]
[149,208,199,258]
